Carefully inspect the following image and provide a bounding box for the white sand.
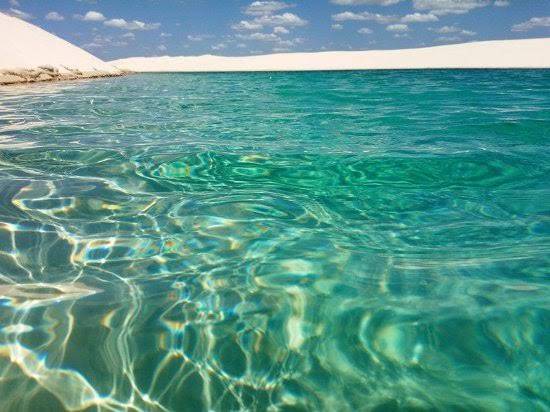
[1,9,547,81]
[111,38,550,72]
[0,12,122,84]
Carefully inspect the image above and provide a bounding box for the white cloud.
[233,2,307,32]
[432,25,459,33]
[233,12,307,31]
[160,32,172,37]
[104,18,160,31]
[236,32,281,41]
[332,11,398,24]
[245,1,291,16]
[332,23,344,30]
[75,11,159,31]
[81,10,106,21]
[76,11,105,21]
[401,13,438,23]
[235,32,303,50]
[254,12,307,27]
[157,44,167,51]
[103,19,128,28]
[122,32,135,39]
[211,42,227,50]
[45,11,64,21]
[277,37,304,47]
[436,36,463,42]
[232,20,264,31]
[512,16,550,32]
[187,34,214,41]
[431,25,476,36]
[413,0,490,16]
[331,0,402,5]
[386,23,409,32]
[358,27,373,34]
[274,26,290,34]
[7,8,32,20]
[83,34,128,49]
[494,0,509,6]
[84,42,102,49]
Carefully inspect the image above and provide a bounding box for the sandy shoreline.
[110,38,550,73]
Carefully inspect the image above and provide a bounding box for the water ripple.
[0,71,549,411]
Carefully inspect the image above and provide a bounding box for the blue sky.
[3,0,549,59]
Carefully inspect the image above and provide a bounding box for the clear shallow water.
[0,71,548,411]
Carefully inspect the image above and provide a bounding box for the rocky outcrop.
[0,12,127,86]
[0,66,128,85]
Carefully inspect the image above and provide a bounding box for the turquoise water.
[0,71,548,411]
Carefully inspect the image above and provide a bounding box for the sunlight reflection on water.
[0,71,548,411]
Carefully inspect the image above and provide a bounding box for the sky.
[3,0,549,59]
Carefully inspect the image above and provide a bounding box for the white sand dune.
[0,12,122,84]
[111,38,550,73]
[1,9,547,83]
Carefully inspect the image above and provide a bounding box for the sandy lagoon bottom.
[0,71,548,411]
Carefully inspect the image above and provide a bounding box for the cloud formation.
[431,25,476,36]
[236,32,281,41]
[386,24,409,32]
[232,1,307,32]
[512,17,550,32]
[45,11,64,21]
[245,1,291,16]
[104,18,160,31]
[75,11,105,21]
[331,0,402,5]
[358,27,373,34]
[332,11,398,24]
[401,13,438,23]
[7,8,32,20]
[232,20,263,31]
[274,26,290,34]
[413,0,490,16]
[83,34,128,49]
[187,34,215,42]
[10,0,545,58]
[233,12,307,30]
[255,13,307,27]
[73,10,159,32]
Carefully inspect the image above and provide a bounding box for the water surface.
[0,71,549,411]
